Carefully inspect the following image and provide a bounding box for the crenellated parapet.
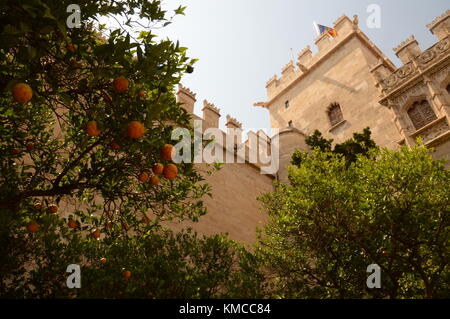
[264,14,366,101]
[297,45,312,69]
[176,84,197,113]
[393,35,422,64]
[225,115,242,129]
[202,99,221,129]
[427,9,450,40]
[281,60,295,78]
[377,34,449,99]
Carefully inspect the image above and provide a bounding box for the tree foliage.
[0,208,265,298]
[292,127,377,166]
[258,145,450,298]
[0,0,268,298]
[0,0,207,234]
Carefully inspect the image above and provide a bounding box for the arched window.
[328,103,343,126]
[407,100,437,130]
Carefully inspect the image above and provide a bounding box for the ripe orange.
[12,83,33,103]
[91,229,101,239]
[27,221,39,233]
[127,121,145,139]
[68,219,79,229]
[123,270,132,279]
[86,121,101,137]
[382,250,388,256]
[66,44,77,53]
[113,76,128,92]
[150,175,160,185]
[163,163,178,180]
[110,140,121,150]
[100,257,107,265]
[34,202,43,210]
[47,204,58,214]
[152,163,164,175]
[160,144,174,161]
[138,172,149,182]
[26,142,34,151]
[138,91,145,97]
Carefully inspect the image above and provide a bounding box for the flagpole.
[313,21,320,36]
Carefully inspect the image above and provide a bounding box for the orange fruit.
[123,270,132,279]
[163,163,178,180]
[26,142,34,151]
[138,172,149,182]
[382,250,388,256]
[47,204,58,214]
[100,257,107,265]
[68,219,79,229]
[110,140,121,150]
[150,175,160,185]
[12,83,33,103]
[113,76,128,92]
[86,121,101,137]
[34,202,43,210]
[27,221,39,233]
[91,229,101,239]
[66,44,77,53]
[160,144,174,161]
[127,121,145,139]
[152,163,164,175]
[138,91,145,97]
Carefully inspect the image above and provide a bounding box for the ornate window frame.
[401,95,439,131]
[327,102,344,128]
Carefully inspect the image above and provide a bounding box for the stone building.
[174,10,450,244]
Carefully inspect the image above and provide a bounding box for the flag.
[316,23,338,38]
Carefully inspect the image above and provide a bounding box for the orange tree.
[0,0,265,297]
[257,143,449,298]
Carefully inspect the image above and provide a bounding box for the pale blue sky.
[156,0,449,131]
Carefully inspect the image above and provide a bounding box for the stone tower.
[255,11,450,173]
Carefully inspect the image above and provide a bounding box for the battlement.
[202,99,221,129]
[393,35,421,64]
[225,115,242,129]
[264,13,362,101]
[176,84,197,113]
[371,10,450,98]
[427,9,450,40]
[203,99,221,115]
